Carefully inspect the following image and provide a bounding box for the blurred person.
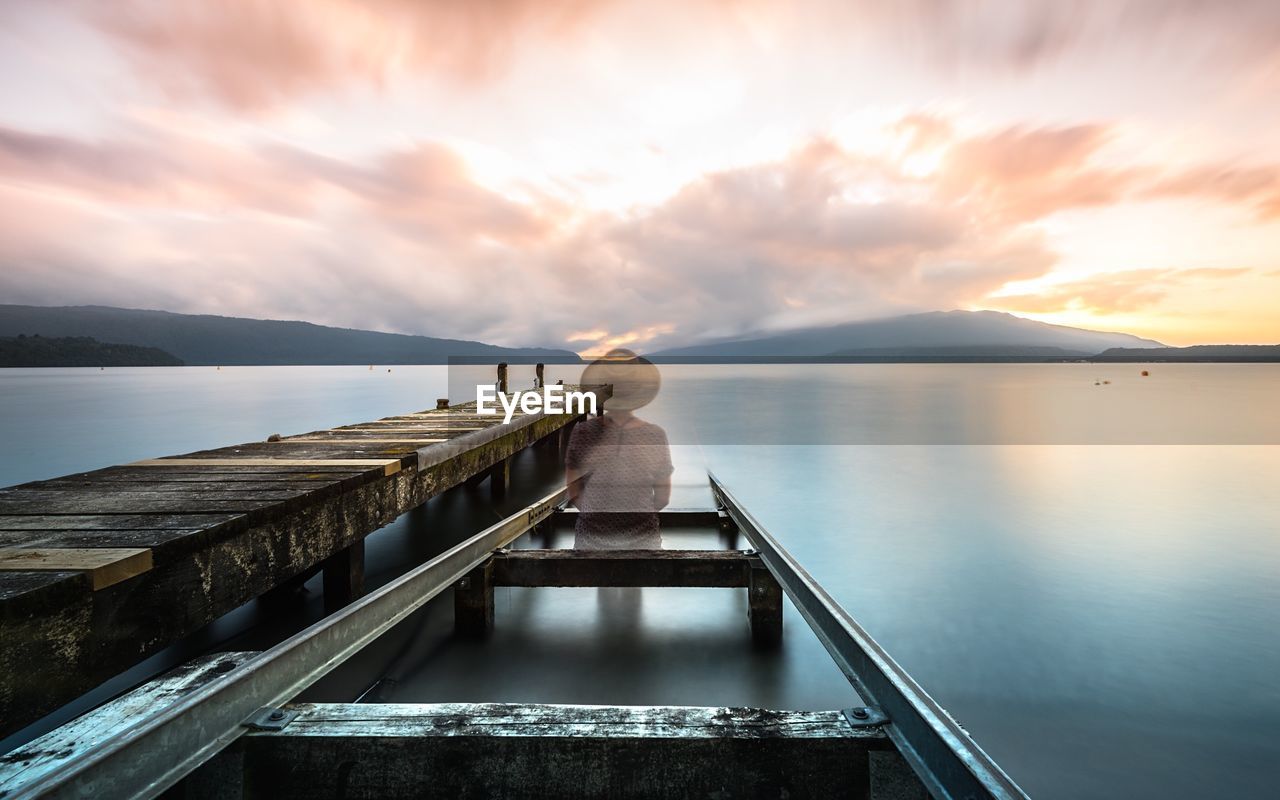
[565,349,673,549]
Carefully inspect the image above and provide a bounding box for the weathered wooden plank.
[282,438,447,444]
[0,492,308,516]
[0,529,206,559]
[2,486,321,500]
[267,702,879,738]
[92,465,368,475]
[0,652,260,794]
[128,458,403,476]
[152,441,409,454]
[358,419,504,424]
[0,547,153,590]
[200,702,889,800]
[28,479,350,493]
[491,549,758,588]
[0,570,85,607]
[329,427,487,434]
[0,513,245,531]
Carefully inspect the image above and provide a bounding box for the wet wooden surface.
[193,702,897,800]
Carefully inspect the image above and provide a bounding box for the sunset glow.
[2,1,1278,351]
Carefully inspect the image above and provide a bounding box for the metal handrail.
[15,474,1029,799]
[709,472,1030,800]
[10,488,566,799]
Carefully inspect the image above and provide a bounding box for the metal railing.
[710,472,1030,800]
[13,473,1029,800]
[8,488,566,800]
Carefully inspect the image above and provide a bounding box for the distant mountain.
[648,310,1164,361]
[823,345,1098,362]
[0,305,580,366]
[1094,344,1280,362]
[0,334,183,367]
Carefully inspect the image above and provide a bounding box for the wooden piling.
[749,562,784,646]
[321,539,365,614]
[496,362,509,394]
[453,562,495,636]
[488,457,510,500]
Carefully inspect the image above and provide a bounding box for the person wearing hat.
[565,348,673,549]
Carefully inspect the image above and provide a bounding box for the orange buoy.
[1141,370,1149,376]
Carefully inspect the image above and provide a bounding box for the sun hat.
[579,348,661,411]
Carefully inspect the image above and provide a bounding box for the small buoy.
[1141,370,1149,377]
[217,366,221,371]
[1103,380,1111,385]
[387,368,392,373]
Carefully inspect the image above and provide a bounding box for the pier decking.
[0,389,591,738]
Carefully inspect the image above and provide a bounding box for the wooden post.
[322,539,365,614]
[496,362,509,394]
[436,398,450,409]
[748,563,783,647]
[489,457,510,500]
[535,363,545,388]
[454,561,495,636]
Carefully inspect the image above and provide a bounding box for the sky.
[1,1,1278,352]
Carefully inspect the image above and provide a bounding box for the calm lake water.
[1,364,1277,799]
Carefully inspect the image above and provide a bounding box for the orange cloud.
[988,268,1252,315]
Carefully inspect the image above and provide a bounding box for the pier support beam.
[456,550,784,645]
[488,457,510,500]
[321,539,364,614]
[749,562,784,647]
[453,561,494,636]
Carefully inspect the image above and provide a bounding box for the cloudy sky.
[1,0,1278,351]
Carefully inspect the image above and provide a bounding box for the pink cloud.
[88,0,607,110]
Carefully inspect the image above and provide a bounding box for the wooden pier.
[0,380,595,738]
[0,406,1029,799]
